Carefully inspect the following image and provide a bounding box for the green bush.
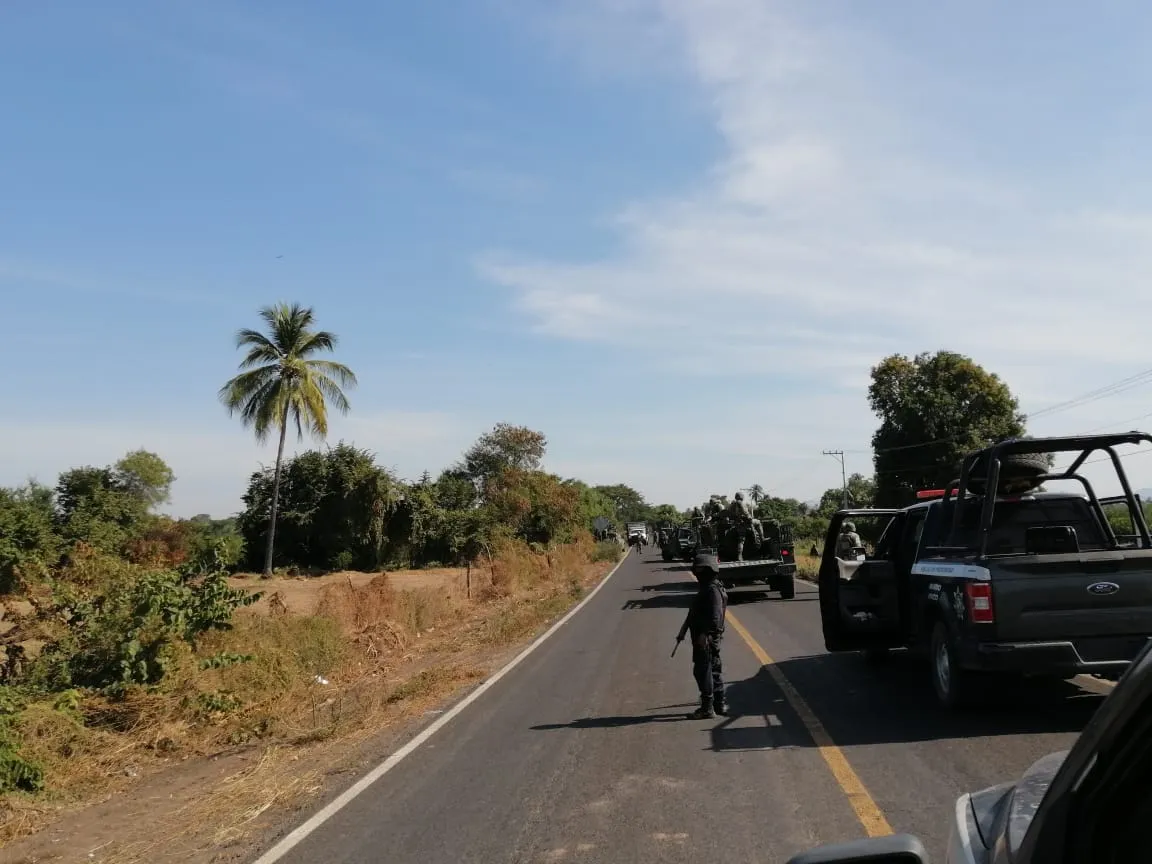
[0,689,43,793]
[30,559,261,696]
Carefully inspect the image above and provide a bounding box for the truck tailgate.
[991,551,1152,651]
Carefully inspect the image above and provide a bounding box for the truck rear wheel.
[930,622,978,710]
[777,574,795,599]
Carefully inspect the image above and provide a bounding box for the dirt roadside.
[0,556,620,864]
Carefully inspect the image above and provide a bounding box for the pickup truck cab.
[818,433,1152,709]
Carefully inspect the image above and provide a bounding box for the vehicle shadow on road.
[637,581,697,592]
[711,654,1105,749]
[727,591,818,605]
[622,594,691,610]
[531,713,688,731]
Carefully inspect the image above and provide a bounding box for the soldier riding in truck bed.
[691,491,797,600]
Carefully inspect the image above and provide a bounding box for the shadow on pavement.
[707,654,1105,750]
[726,590,819,605]
[622,594,690,610]
[637,581,697,593]
[709,672,817,752]
[532,713,688,730]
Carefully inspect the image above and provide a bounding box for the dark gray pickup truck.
[818,433,1152,709]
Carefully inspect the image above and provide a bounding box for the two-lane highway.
[255,548,1105,863]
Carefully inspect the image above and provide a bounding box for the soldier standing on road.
[677,553,728,719]
[836,521,863,559]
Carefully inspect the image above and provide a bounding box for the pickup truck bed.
[715,555,797,599]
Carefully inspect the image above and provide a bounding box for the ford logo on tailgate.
[1087,581,1120,596]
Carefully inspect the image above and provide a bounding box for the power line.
[1027,367,1152,421]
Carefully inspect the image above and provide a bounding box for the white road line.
[251,553,630,864]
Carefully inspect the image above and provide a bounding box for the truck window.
[1101,499,1139,546]
[954,497,1107,554]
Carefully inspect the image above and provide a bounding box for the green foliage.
[53,451,177,559]
[115,449,175,510]
[184,518,245,573]
[219,302,357,575]
[485,468,583,546]
[33,560,261,695]
[458,423,547,490]
[237,443,398,571]
[593,484,648,523]
[218,303,357,446]
[0,690,43,793]
[0,482,60,592]
[869,351,1028,507]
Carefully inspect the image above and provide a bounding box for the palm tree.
[219,302,357,577]
[748,484,765,504]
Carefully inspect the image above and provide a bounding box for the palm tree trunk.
[263,403,291,578]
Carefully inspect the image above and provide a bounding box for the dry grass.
[0,538,619,852]
[796,552,820,581]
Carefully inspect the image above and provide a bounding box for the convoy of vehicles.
[818,433,1152,709]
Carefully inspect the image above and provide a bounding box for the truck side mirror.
[784,834,928,864]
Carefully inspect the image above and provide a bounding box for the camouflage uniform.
[836,521,863,559]
[727,492,762,560]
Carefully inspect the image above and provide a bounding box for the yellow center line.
[726,610,894,838]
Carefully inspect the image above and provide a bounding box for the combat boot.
[688,696,715,719]
[713,696,728,716]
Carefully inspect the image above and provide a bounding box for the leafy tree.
[486,468,582,546]
[648,503,682,526]
[460,424,547,493]
[0,482,60,590]
[114,449,175,510]
[869,351,1027,507]
[560,480,616,531]
[593,484,648,523]
[56,466,142,553]
[748,484,765,504]
[219,303,357,577]
[237,443,396,572]
[815,473,876,516]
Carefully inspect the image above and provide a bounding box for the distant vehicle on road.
[665,523,698,562]
[817,433,1152,709]
[625,521,648,546]
[694,504,797,599]
[786,637,1152,864]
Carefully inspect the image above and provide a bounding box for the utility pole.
[823,449,849,508]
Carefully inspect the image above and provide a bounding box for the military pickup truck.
[698,507,797,599]
[663,523,698,562]
[818,433,1152,709]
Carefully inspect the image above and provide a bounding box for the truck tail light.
[781,549,790,556]
[965,583,995,624]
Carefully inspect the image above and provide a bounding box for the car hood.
[1004,750,1068,856]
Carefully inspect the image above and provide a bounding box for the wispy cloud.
[479,0,1152,478]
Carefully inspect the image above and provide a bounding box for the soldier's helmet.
[734,491,744,501]
[843,521,856,533]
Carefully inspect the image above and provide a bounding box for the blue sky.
[6,0,1152,517]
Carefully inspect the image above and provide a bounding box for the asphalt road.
[263,548,1106,864]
